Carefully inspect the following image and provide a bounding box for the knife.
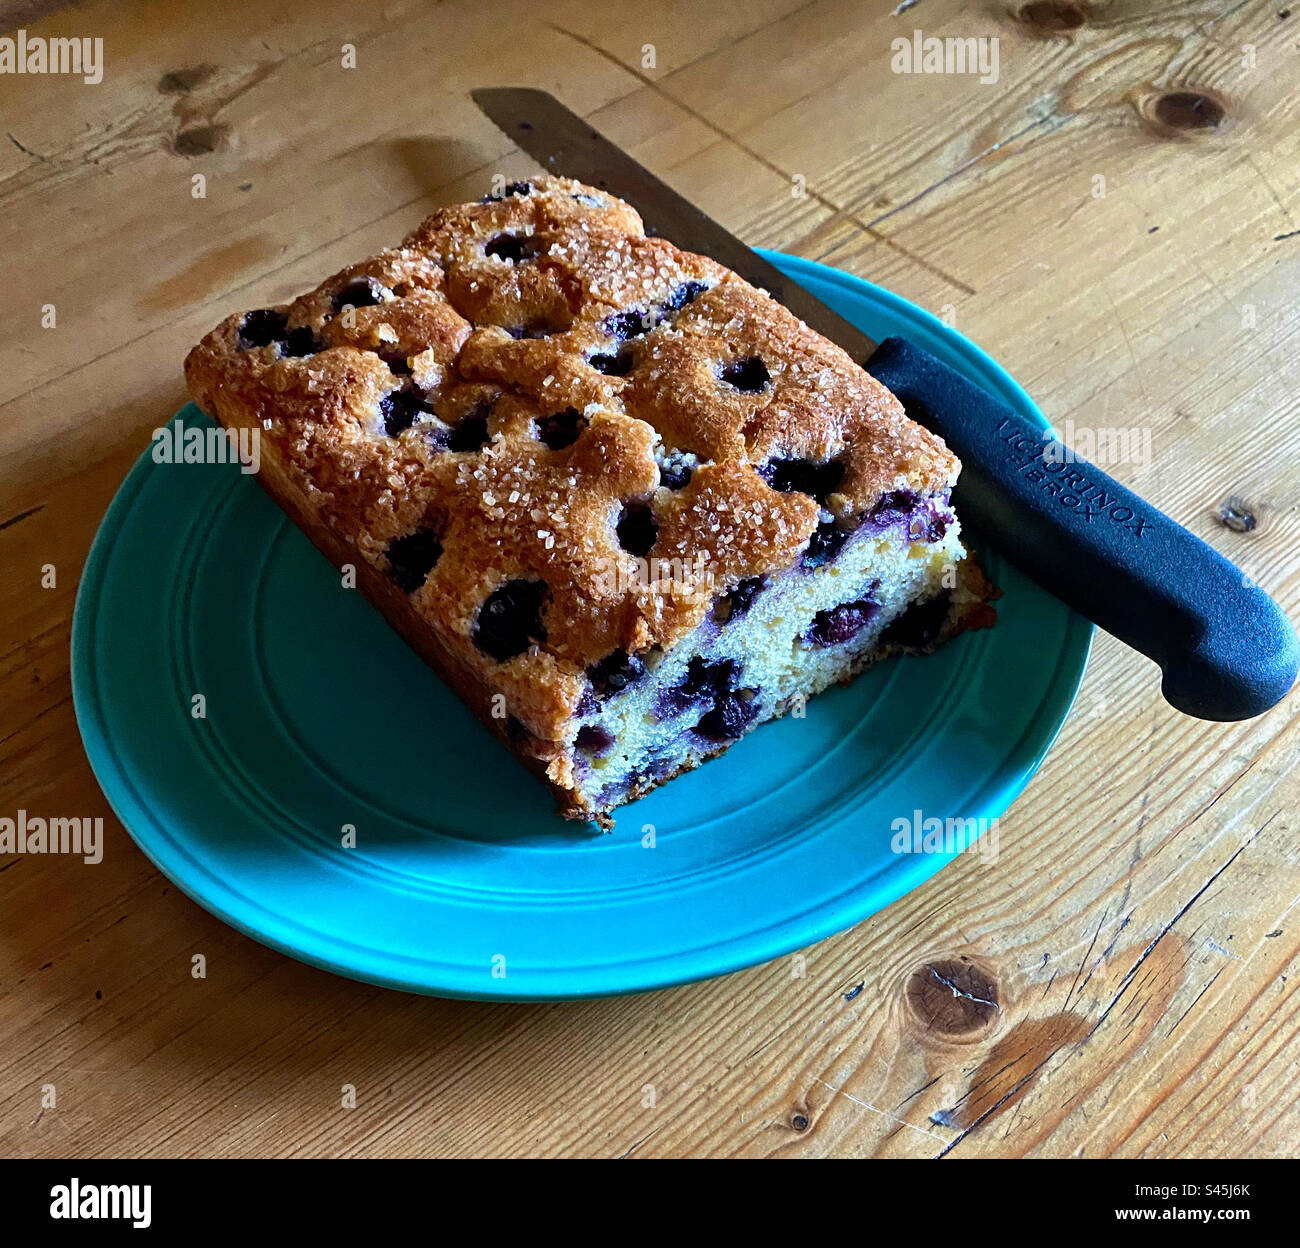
[472,87,1298,721]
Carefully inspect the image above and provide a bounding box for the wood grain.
[2,0,1298,1158]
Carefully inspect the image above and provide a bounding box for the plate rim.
[71,251,1094,1000]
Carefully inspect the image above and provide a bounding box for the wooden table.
[3,0,1298,1159]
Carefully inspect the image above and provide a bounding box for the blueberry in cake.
[185,176,995,826]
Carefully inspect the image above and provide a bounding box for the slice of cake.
[185,176,994,826]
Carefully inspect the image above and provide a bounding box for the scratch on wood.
[1096,913,1133,972]
[1069,908,1107,1003]
[1199,0,1251,35]
[895,1074,941,1108]
[1185,757,1259,831]
[1165,969,1223,1038]
[0,504,45,531]
[1102,285,1142,372]
[6,131,48,161]
[0,691,71,749]
[1242,152,1294,232]
[863,114,1064,233]
[951,1055,1026,1109]
[619,1124,663,1158]
[1058,196,1089,229]
[814,1077,942,1141]
[1087,832,1260,1040]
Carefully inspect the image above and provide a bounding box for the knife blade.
[471,87,1299,721]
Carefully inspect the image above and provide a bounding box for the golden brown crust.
[184,175,961,770]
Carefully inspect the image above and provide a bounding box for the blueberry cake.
[185,176,994,826]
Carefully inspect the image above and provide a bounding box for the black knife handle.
[866,335,1298,721]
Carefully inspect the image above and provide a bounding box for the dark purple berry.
[803,519,850,569]
[237,308,287,349]
[575,724,616,756]
[606,308,654,340]
[536,408,587,450]
[663,280,708,311]
[379,350,412,375]
[870,489,921,523]
[385,529,443,593]
[333,276,387,310]
[280,326,319,357]
[379,387,431,436]
[656,655,739,719]
[807,597,880,647]
[236,309,317,357]
[761,456,845,503]
[696,691,758,741]
[448,410,490,452]
[613,767,647,798]
[587,649,646,698]
[925,512,950,542]
[474,579,548,661]
[683,656,739,695]
[881,593,951,650]
[484,232,546,263]
[658,461,692,491]
[716,576,765,623]
[616,502,657,556]
[588,344,635,376]
[665,655,759,738]
[719,355,770,393]
[423,424,452,452]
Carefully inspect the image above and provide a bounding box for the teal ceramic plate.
[71,252,1092,1000]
